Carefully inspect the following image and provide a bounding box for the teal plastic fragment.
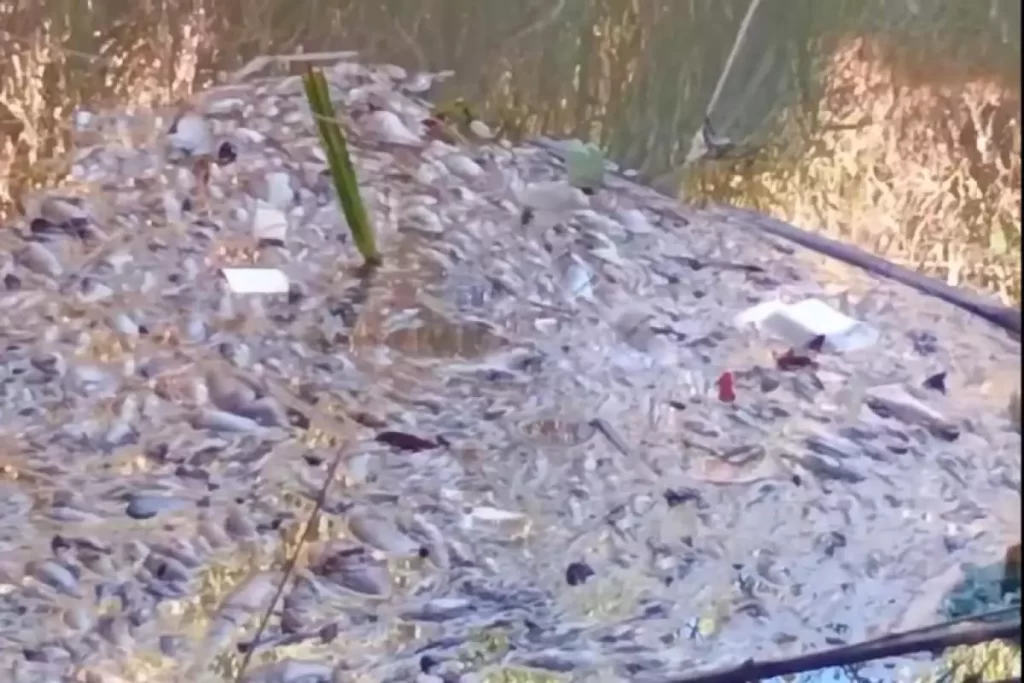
[564,140,605,193]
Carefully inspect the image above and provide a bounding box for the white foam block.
[221,267,289,294]
[736,297,878,352]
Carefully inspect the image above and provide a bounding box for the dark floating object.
[815,530,847,558]
[908,329,939,355]
[805,334,827,352]
[125,494,187,520]
[29,217,61,236]
[50,535,72,554]
[1003,543,1021,597]
[216,141,237,165]
[716,371,736,403]
[663,487,707,509]
[930,423,960,443]
[775,334,826,371]
[775,348,817,371]
[287,283,305,305]
[565,561,595,587]
[286,407,310,430]
[28,216,92,240]
[650,325,688,342]
[419,654,440,674]
[671,254,764,273]
[319,622,340,644]
[375,430,438,452]
[923,371,947,394]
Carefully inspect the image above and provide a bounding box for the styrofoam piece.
[734,297,878,352]
[221,267,289,294]
[252,201,289,242]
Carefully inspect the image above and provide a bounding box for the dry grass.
[691,35,1022,305]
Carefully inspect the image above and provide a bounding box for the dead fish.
[786,453,865,485]
[362,109,422,145]
[775,348,817,371]
[198,520,233,548]
[236,396,290,428]
[125,494,190,520]
[240,659,334,683]
[17,241,64,277]
[516,180,590,213]
[375,430,438,452]
[402,597,474,622]
[29,560,82,597]
[168,110,214,157]
[403,72,436,93]
[144,553,193,583]
[225,506,260,539]
[410,514,449,570]
[24,194,96,239]
[190,408,262,433]
[346,507,424,557]
[218,571,282,615]
[400,204,445,236]
[442,153,484,179]
[312,544,392,597]
[865,384,957,439]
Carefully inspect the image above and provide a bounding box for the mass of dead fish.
[0,54,1019,683]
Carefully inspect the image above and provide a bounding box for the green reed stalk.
[301,67,381,267]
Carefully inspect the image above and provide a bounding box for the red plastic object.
[717,371,736,403]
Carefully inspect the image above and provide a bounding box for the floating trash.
[734,297,879,352]
[221,267,290,294]
[564,139,606,194]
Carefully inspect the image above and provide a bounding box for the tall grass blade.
[301,67,381,267]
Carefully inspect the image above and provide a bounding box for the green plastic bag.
[564,140,605,193]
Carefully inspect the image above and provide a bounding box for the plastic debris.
[221,268,290,294]
[734,297,878,352]
[717,371,736,402]
[564,139,606,193]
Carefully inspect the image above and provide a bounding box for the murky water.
[0,3,1020,683]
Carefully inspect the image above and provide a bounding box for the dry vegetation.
[694,34,1022,305]
[2,0,1019,304]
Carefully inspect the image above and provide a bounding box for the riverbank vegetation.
[1,1,1018,305]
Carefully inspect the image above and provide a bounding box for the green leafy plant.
[301,66,381,267]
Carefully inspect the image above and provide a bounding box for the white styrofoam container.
[734,297,878,352]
